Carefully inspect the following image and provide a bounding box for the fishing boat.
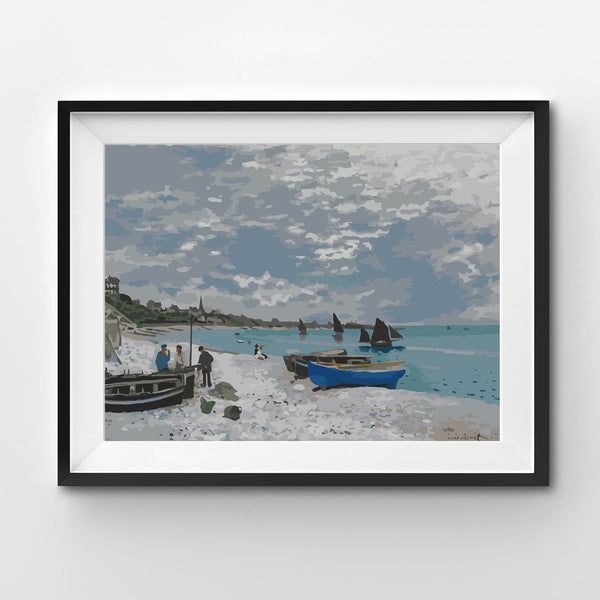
[307,360,406,389]
[389,325,404,339]
[283,349,370,378]
[359,320,405,350]
[370,318,392,348]
[105,373,186,412]
[332,313,344,336]
[298,318,307,334]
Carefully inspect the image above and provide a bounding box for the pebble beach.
[105,333,499,442]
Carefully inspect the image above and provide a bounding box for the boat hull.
[359,345,405,353]
[105,373,190,412]
[283,351,370,377]
[307,361,406,389]
[106,385,185,412]
[136,366,196,399]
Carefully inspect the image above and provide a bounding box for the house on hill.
[105,276,120,295]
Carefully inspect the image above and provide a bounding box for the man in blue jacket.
[155,344,171,371]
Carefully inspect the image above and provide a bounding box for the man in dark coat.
[198,346,214,387]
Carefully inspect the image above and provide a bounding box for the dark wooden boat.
[169,365,197,398]
[298,318,307,334]
[105,374,186,412]
[283,349,370,378]
[359,327,371,343]
[105,365,197,412]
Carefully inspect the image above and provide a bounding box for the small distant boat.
[283,349,370,378]
[464,326,469,330]
[308,360,406,389]
[446,325,451,330]
[359,327,371,343]
[235,332,240,335]
[237,339,245,343]
[389,325,404,339]
[298,318,307,334]
[105,374,186,412]
[332,313,344,334]
[371,318,392,348]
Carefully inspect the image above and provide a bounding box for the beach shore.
[105,333,499,442]
[137,322,330,331]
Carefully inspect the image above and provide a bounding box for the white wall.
[0,1,596,598]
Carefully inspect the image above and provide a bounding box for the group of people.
[154,340,268,386]
[155,344,214,387]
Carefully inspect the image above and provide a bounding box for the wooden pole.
[189,311,193,367]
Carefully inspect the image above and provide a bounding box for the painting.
[104,143,500,442]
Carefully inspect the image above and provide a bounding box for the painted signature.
[447,433,488,441]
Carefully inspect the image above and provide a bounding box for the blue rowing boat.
[307,360,406,389]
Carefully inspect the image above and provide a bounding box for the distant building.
[105,276,120,295]
[198,296,207,316]
[167,304,181,313]
[147,300,162,311]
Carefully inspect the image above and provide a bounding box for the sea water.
[164,325,500,406]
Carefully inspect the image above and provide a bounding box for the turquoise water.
[169,325,500,406]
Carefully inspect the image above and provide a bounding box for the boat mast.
[189,310,193,367]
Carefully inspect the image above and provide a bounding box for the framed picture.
[58,101,549,485]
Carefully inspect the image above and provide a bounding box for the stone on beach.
[224,405,242,421]
[209,381,239,401]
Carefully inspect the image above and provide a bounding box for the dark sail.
[371,318,391,346]
[332,313,344,333]
[359,327,371,343]
[298,318,307,333]
[389,325,403,339]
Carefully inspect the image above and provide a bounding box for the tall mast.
[189,310,193,367]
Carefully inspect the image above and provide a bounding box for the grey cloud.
[105,144,499,323]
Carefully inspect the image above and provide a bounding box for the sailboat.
[388,325,404,339]
[359,327,371,343]
[371,317,392,348]
[332,313,344,334]
[298,318,307,334]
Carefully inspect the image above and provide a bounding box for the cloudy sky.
[105,144,499,324]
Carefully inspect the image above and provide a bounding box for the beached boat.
[307,360,406,389]
[105,373,186,412]
[283,349,370,378]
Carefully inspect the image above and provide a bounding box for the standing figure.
[155,344,171,371]
[173,344,187,370]
[255,344,268,360]
[198,346,214,387]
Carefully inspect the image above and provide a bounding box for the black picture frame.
[58,100,549,486]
